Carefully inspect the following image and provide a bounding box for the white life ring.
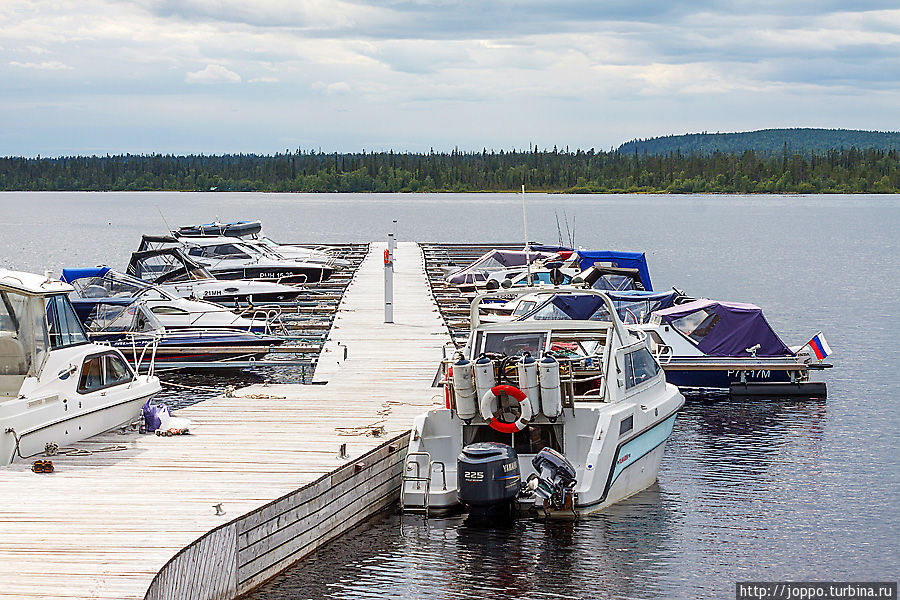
[480,384,533,433]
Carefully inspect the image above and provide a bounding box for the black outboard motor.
[457,443,521,519]
[530,448,578,510]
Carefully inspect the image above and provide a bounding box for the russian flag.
[807,332,832,361]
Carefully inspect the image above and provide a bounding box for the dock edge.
[143,432,411,600]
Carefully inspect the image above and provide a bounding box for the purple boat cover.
[654,299,793,357]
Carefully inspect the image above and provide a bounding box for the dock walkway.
[0,242,449,600]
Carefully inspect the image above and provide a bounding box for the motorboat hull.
[91,332,283,364]
[402,390,683,518]
[1,387,157,464]
[658,357,815,391]
[203,265,334,284]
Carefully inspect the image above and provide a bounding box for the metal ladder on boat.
[400,452,447,514]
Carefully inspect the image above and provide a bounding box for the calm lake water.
[1,192,898,598]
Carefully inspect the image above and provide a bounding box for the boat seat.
[0,333,28,376]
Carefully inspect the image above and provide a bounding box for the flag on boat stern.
[806,332,832,361]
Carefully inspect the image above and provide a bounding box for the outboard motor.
[529,448,578,510]
[457,442,521,519]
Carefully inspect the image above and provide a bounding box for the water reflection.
[254,485,678,600]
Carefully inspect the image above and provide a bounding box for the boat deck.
[0,241,449,600]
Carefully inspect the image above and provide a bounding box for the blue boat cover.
[520,290,679,323]
[653,299,793,357]
[61,266,110,283]
[575,250,652,291]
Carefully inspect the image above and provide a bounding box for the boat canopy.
[62,267,166,300]
[574,251,652,291]
[60,267,110,283]
[176,220,262,238]
[445,250,557,285]
[519,290,681,324]
[653,299,793,357]
[127,248,215,284]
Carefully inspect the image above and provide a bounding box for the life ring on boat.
[480,385,532,434]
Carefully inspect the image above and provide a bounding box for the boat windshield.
[133,253,213,284]
[45,295,89,348]
[0,289,49,377]
[480,331,547,356]
[69,270,167,300]
[81,300,162,334]
[591,274,638,291]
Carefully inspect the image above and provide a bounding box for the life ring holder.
[480,384,532,434]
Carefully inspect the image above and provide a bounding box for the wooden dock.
[0,242,450,600]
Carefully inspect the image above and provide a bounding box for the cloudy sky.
[2,0,898,156]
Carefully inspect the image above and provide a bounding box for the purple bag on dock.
[142,400,171,432]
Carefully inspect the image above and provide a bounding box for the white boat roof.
[0,269,73,295]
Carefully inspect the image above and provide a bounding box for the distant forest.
[1,145,898,194]
[618,128,900,156]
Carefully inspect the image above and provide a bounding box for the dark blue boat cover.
[575,250,652,291]
[520,290,679,323]
[61,266,110,283]
[654,299,793,357]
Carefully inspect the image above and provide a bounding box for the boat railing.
[126,332,160,376]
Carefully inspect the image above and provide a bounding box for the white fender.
[516,354,539,416]
[473,356,496,405]
[538,355,562,419]
[451,358,477,420]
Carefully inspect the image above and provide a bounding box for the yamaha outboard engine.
[457,442,521,519]
[529,448,578,510]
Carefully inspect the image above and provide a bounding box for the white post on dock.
[384,233,394,323]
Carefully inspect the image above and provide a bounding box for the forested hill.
[1,147,898,193]
[618,129,900,156]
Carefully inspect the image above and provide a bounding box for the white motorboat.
[0,269,160,466]
[62,267,264,332]
[126,246,308,304]
[139,235,334,284]
[401,288,684,519]
[175,220,351,269]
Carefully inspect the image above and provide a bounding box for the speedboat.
[126,246,308,304]
[174,220,351,269]
[517,291,831,396]
[400,288,685,519]
[62,267,267,333]
[444,248,562,294]
[138,235,334,284]
[1,269,160,465]
[72,296,285,366]
[640,299,831,395]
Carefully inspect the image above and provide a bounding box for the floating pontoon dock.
[0,242,449,600]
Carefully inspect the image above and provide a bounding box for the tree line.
[0,146,897,193]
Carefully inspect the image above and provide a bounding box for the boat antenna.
[522,184,531,285]
[563,209,572,249]
[555,211,563,246]
[156,206,173,234]
[571,214,576,248]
